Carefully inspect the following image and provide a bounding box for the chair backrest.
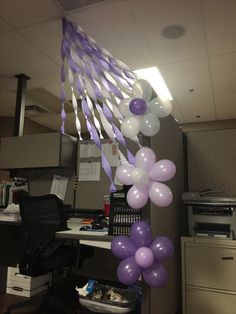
[19,193,68,276]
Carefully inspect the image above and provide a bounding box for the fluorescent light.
[134,66,173,100]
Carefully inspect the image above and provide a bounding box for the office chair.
[5,193,92,314]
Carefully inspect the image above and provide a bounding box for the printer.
[182,191,236,239]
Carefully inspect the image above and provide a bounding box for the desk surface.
[0,220,21,226]
[0,217,114,249]
[55,218,113,249]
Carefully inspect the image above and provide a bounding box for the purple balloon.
[117,257,141,285]
[116,164,134,185]
[149,160,176,182]
[127,185,149,209]
[130,221,153,248]
[142,262,168,288]
[135,147,156,172]
[148,182,173,207]
[129,98,147,115]
[150,236,174,261]
[111,236,137,259]
[135,247,154,269]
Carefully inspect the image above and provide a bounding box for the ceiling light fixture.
[134,66,173,100]
[162,25,186,39]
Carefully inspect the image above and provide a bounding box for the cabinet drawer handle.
[222,256,234,260]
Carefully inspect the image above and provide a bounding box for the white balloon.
[148,97,173,118]
[121,116,140,138]
[132,79,152,102]
[118,98,133,117]
[140,113,160,137]
[135,147,156,172]
[131,167,149,186]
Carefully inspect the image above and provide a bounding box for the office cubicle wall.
[74,138,140,210]
[17,168,76,207]
[150,116,184,314]
[0,133,77,207]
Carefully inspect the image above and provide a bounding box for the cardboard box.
[6,267,50,298]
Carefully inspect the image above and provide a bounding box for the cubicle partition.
[0,122,184,314]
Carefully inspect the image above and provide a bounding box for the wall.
[0,116,53,137]
[183,120,236,195]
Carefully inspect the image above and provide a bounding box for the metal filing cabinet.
[182,237,236,314]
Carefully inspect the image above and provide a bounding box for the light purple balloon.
[149,159,176,182]
[135,147,156,172]
[150,236,174,261]
[135,247,154,269]
[127,185,149,209]
[142,261,168,288]
[115,164,134,185]
[129,98,147,115]
[148,182,173,207]
[111,235,137,259]
[117,257,141,285]
[130,221,153,248]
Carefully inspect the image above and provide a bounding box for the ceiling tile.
[0,91,16,116]
[0,0,63,28]
[128,0,207,65]
[29,112,79,134]
[215,93,236,120]
[176,95,216,123]
[210,53,236,95]
[170,101,186,124]
[20,18,62,66]
[203,1,236,55]
[0,59,39,91]
[0,18,13,33]
[0,30,61,86]
[69,0,155,70]
[46,82,73,101]
[159,58,213,99]
[0,84,8,93]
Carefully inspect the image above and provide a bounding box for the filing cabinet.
[181,237,236,314]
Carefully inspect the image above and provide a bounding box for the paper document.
[102,143,119,167]
[80,143,101,158]
[50,175,68,200]
[79,162,100,181]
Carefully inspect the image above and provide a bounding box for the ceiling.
[0,0,236,134]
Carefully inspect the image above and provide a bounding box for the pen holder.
[103,195,110,217]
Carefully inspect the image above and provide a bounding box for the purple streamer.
[60,88,66,103]
[107,80,123,99]
[76,76,84,95]
[68,56,78,73]
[61,64,66,82]
[62,17,67,36]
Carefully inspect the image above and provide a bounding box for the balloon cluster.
[119,79,173,139]
[112,221,174,288]
[116,147,176,209]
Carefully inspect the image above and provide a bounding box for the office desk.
[56,218,113,250]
